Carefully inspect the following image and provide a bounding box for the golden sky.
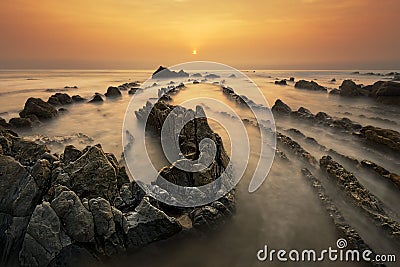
[0,0,399,69]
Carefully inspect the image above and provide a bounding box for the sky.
[0,0,399,70]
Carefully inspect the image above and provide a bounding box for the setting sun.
[192,49,197,55]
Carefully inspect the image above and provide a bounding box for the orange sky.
[0,0,399,69]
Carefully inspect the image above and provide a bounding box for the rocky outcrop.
[360,160,400,189]
[105,87,122,98]
[9,117,33,129]
[271,99,291,114]
[294,80,326,91]
[274,79,287,85]
[89,93,104,103]
[19,98,58,120]
[357,125,400,152]
[339,80,364,96]
[62,145,119,201]
[50,186,95,242]
[123,197,181,249]
[204,74,220,79]
[301,168,383,264]
[320,156,400,239]
[272,99,361,132]
[276,132,317,165]
[152,66,189,79]
[47,93,73,106]
[72,95,86,102]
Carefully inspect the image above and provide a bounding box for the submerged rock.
[9,117,32,129]
[72,95,86,102]
[294,80,326,91]
[20,98,58,120]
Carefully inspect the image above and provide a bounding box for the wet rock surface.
[20,98,58,120]
[357,125,400,152]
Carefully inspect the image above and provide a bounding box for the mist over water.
[0,69,399,266]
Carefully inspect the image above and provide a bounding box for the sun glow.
[192,49,197,55]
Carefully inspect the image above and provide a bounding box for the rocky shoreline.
[0,82,235,266]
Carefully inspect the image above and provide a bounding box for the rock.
[274,79,287,85]
[19,98,58,120]
[392,74,400,81]
[277,132,317,165]
[105,87,122,98]
[72,95,86,102]
[11,137,50,166]
[361,160,400,188]
[331,78,336,82]
[9,117,32,129]
[289,77,295,82]
[0,213,30,266]
[339,80,364,96]
[89,197,115,238]
[193,80,199,84]
[358,125,400,152]
[128,87,140,95]
[19,202,71,267]
[204,74,220,79]
[294,80,326,91]
[50,186,94,242]
[0,155,43,217]
[62,145,82,163]
[123,197,181,249]
[370,81,400,105]
[63,145,118,201]
[192,73,202,77]
[89,93,104,103]
[58,108,68,113]
[329,89,340,95]
[47,93,73,106]
[271,99,292,114]
[152,66,189,79]
[0,117,10,129]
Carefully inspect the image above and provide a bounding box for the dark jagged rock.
[330,78,336,82]
[63,145,119,201]
[89,93,104,103]
[357,125,400,152]
[62,144,82,163]
[50,186,94,242]
[123,197,182,249]
[339,80,364,96]
[105,87,122,98]
[289,77,295,82]
[152,66,189,79]
[20,98,58,120]
[9,117,32,129]
[369,81,400,105]
[271,99,292,114]
[19,202,72,267]
[392,74,400,81]
[320,155,400,238]
[48,93,73,106]
[294,80,326,91]
[274,79,287,85]
[360,160,400,188]
[72,95,86,102]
